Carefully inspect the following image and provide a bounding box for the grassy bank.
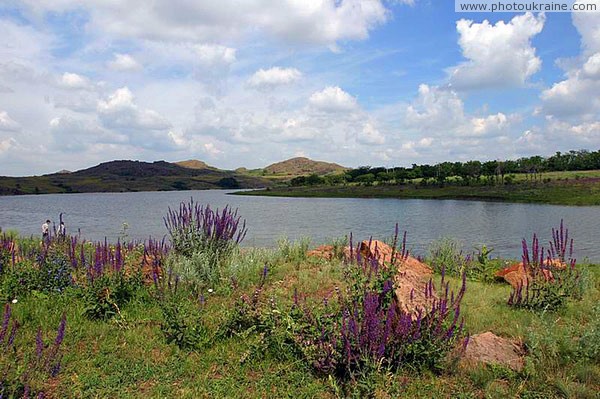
[1,208,599,398]
[234,177,600,206]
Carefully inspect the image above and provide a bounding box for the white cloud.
[0,111,21,131]
[572,0,600,54]
[49,115,126,152]
[401,137,433,151]
[203,142,222,156]
[358,122,385,144]
[471,113,509,136]
[546,118,600,142]
[309,86,358,112]
[97,87,172,131]
[0,19,51,62]
[167,130,187,147]
[404,85,465,130]
[14,0,389,47]
[582,52,600,78]
[108,53,142,71]
[449,13,545,89]
[539,67,600,119]
[0,137,17,154]
[247,67,302,90]
[377,83,518,162]
[195,44,236,67]
[59,72,92,89]
[539,8,600,121]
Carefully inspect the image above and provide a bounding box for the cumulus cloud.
[97,87,172,131]
[539,68,600,119]
[14,0,390,47]
[547,119,600,142]
[49,115,125,152]
[0,19,51,62]
[539,5,600,121]
[59,72,92,90]
[471,113,510,136]
[572,0,600,54]
[189,84,381,156]
[396,84,516,153]
[309,86,359,113]
[0,137,17,154]
[195,44,236,68]
[108,53,142,71]
[247,67,302,90]
[358,122,385,144]
[449,13,545,90]
[0,111,21,131]
[404,84,466,131]
[203,142,222,156]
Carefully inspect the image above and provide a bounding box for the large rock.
[462,332,525,371]
[314,239,436,317]
[356,239,437,317]
[495,258,567,289]
[496,263,530,290]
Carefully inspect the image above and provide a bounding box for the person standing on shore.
[58,221,66,237]
[42,219,51,240]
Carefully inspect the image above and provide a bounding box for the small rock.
[462,331,525,371]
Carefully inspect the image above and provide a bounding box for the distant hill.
[264,157,347,176]
[0,160,271,196]
[176,159,215,170]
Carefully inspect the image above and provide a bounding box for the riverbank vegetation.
[0,205,598,398]
[237,150,600,205]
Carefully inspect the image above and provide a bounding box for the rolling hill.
[175,160,215,170]
[263,157,347,176]
[0,160,271,195]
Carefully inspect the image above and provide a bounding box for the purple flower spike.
[36,328,44,360]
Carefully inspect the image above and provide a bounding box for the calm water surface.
[0,190,598,261]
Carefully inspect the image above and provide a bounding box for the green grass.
[235,173,600,206]
[2,237,600,398]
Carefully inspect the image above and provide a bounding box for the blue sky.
[0,0,598,175]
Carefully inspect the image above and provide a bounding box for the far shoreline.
[232,181,600,207]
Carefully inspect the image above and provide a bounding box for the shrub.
[426,238,497,282]
[276,237,310,264]
[222,265,299,363]
[0,305,67,398]
[427,237,469,277]
[0,235,16,275]
[155,269,210,350]
[578,304,600,362]
[508,221,582,311]
[83,273,141,320]
[82,239,144,320]
[38,248,73,293]
[0,244,73,300]
[164,200,247,284]
[294,230,468,382]
[164,199,247,258]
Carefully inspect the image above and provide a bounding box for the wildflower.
[11,298,17,304]
[208,288,214,294]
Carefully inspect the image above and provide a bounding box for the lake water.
[0,190,598,261]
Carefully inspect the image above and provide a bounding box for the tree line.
[290,149,600,187]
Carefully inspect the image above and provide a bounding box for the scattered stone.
[462,331,525,371]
